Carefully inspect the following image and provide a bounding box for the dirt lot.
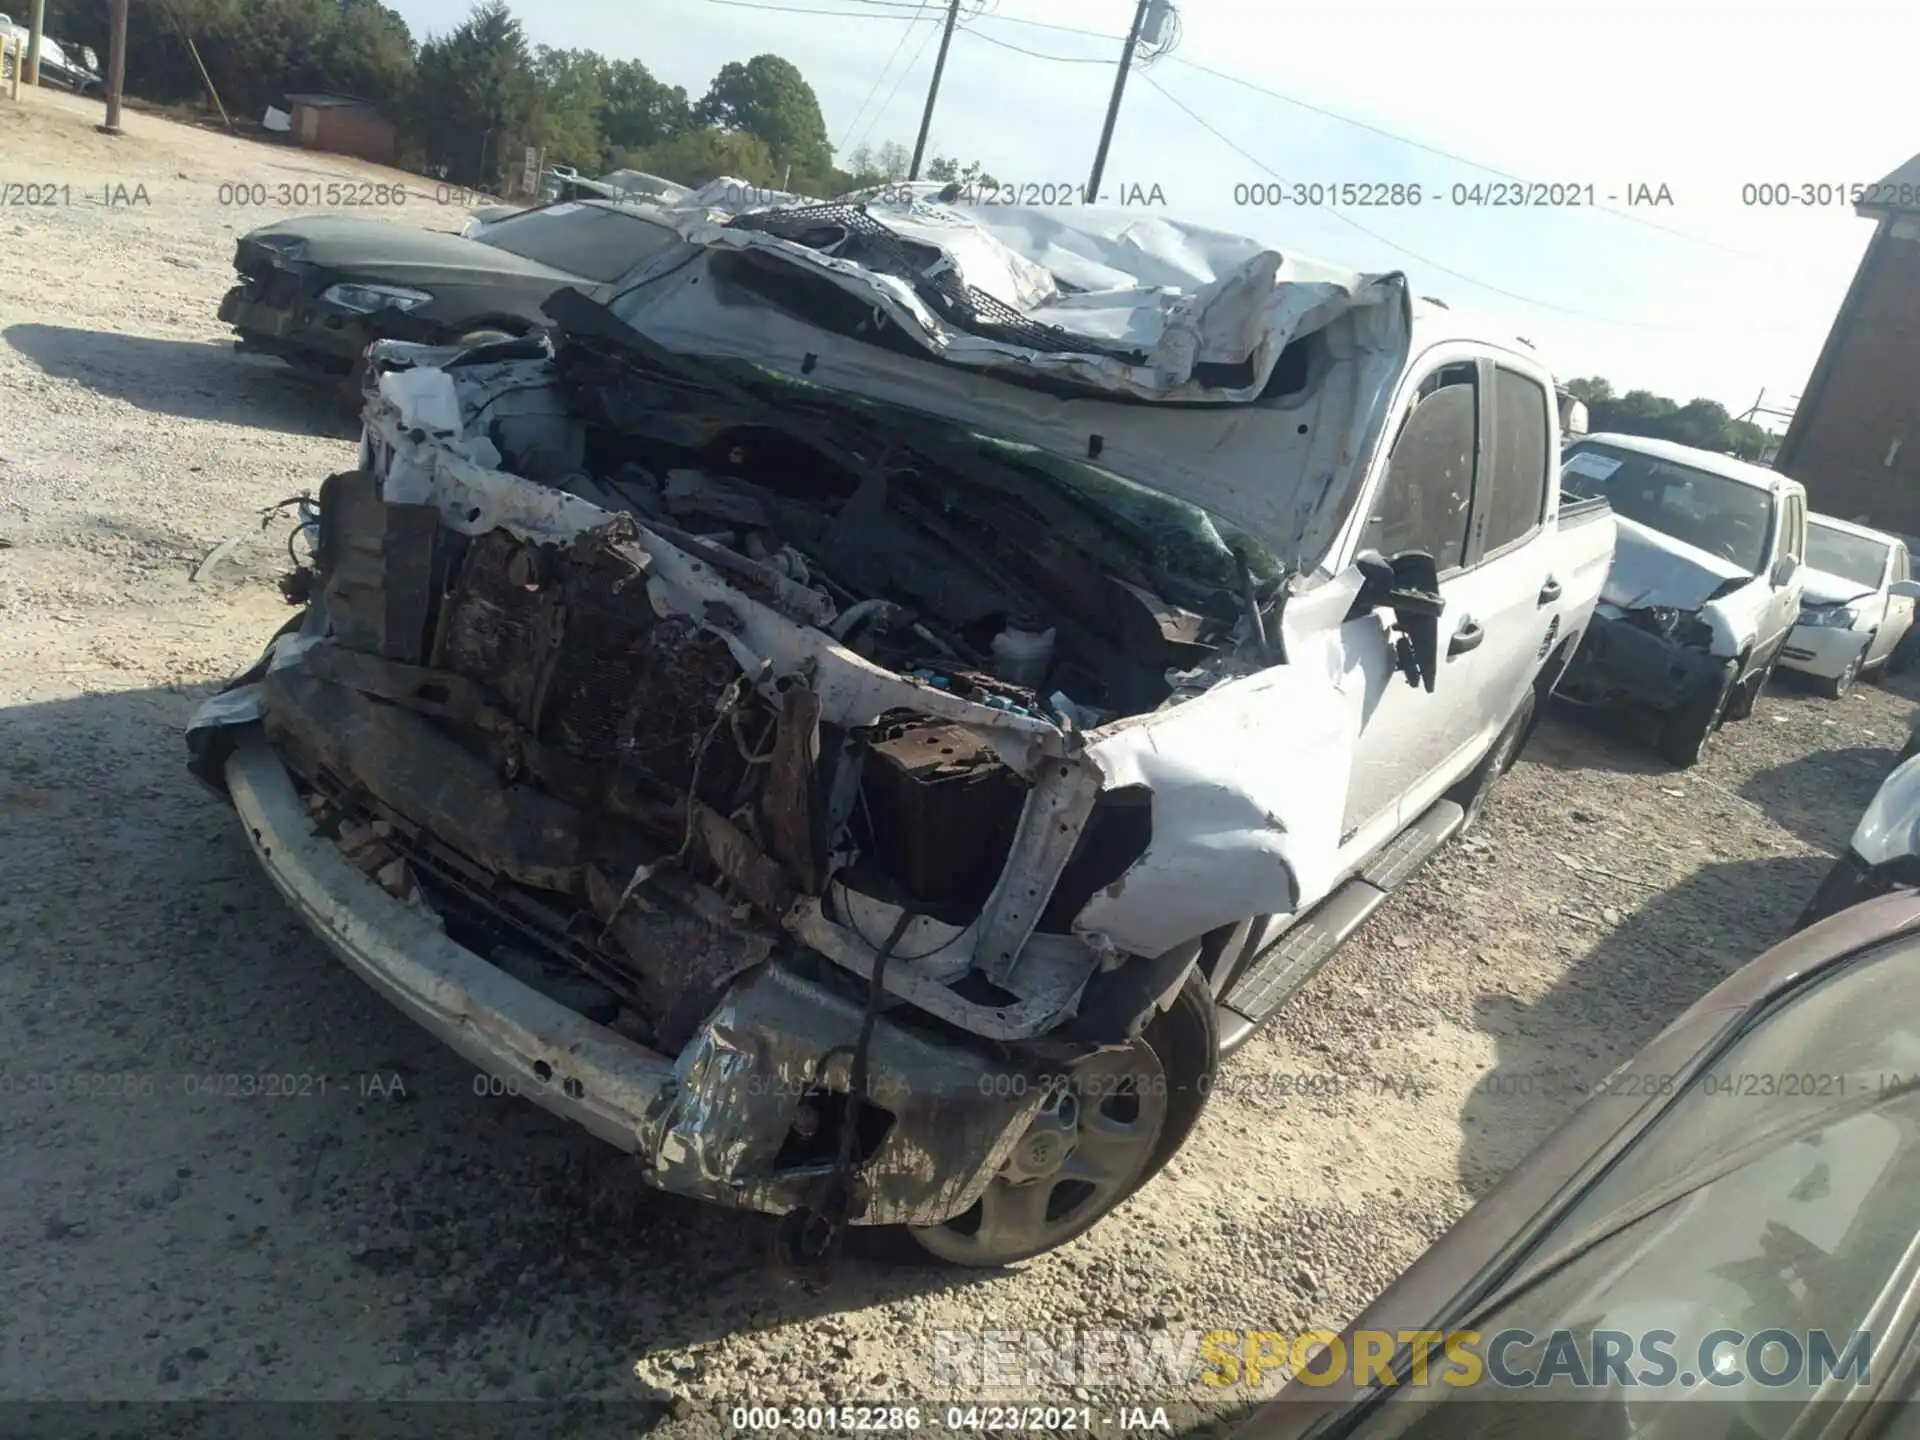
[3,85,1914,1432]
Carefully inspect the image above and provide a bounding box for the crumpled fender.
[1075,624,1361,958]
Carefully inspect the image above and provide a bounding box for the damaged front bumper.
[219,281,384,371]
[1555,608,1723,712]
[1779,623,1869,682]
[223,728,1046,1225]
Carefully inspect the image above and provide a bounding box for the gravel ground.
[4,86,1914,1435]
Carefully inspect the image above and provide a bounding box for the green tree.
[322,0,416,112]
[601,58,692,155]
[624,127,782,190]
[410,1,538,190]
[1570,377,1773,461]
[695,54,831,190]
[925,154,999,188]
[47,0,413,120]
[532,46,609,171]
[1725,419,1771,461]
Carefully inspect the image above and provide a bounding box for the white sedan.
[1779,514,1920,697]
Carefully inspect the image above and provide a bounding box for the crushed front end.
[1555,601,1723,712]
[187,325,1277,1240]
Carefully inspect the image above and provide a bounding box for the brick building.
[1774,153,1920,536]
[283,92,397,167]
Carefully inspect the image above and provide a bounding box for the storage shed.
[283,92,397,166]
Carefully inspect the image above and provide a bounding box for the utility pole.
[1086,0,1161,201]
[23,0,44,86]
[99,0,128,134]
[907,0,959,182]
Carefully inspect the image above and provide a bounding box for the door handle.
[1448,618,1484,656]
[1538,576,1562,605]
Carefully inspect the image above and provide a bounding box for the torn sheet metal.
[1602,514,1751,614]
[785,897,1099,1042]
[362,396,1071,774]
[612,263,1410,575]
[1075,619,1364,958]
[655,182,1403,403]
[648,963,1045,1225]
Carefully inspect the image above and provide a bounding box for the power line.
[971,9,1130,39]
[1161,53,1788,269]
[837,1,935,151]
[702,0,1806,278]
[700,0,929,18]
[958,26,1112,64]
[1136,70,1801,334]
[858,21,946,157]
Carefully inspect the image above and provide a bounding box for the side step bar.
[1217,798,1466,1054]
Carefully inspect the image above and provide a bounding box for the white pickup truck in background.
[188,194,1615,1268]
[1555,433,1809,766]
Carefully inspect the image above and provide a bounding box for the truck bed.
[1560,491,1612,527]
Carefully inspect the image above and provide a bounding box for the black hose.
[775,907,916,1279]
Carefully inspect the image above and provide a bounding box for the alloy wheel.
[909,1043,1169,1266]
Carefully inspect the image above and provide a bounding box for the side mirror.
[1770,554,1800,588]
[1890,580,1920,600]
[1348,549,1443,692]
[1353,550,1397,611]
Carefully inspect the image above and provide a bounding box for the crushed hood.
[596,181,1414,570]
[652,180,1405,403]
[1798,567,1876,609]
[1601,515,1751,611]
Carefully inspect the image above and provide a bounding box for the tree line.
[1563,377,1773,462]
[40,0,984,196]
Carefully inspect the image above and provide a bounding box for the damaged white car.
[187,194,1614,1267]
[1555,433,1809,766]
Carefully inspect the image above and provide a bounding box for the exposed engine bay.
[545,332,1267,722]
[243,325,1288,1061]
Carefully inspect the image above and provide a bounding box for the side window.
[1482,366,1551,554]
[1897,545,1911,583]
[1365,363,1477,573]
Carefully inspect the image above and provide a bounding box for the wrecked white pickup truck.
[186,196,1614,1267]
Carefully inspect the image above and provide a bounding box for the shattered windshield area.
[953,434,1286,592]
[1563,442,1775,572]
[723,361,1289,594]
[1807,524,1889,590]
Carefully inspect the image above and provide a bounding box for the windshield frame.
[702,351,1294,593]
[1564,440,1779,573]
[1807,520,1891,592]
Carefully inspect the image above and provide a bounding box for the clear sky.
[391,0,1918,428]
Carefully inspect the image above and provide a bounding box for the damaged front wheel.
[906,975,1216,1267]
[1656,658,1738,769]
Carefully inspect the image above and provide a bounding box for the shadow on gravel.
[1520,701,1670,778]
[1530,682,1855,780]
[1453,854,1828,1199]
[1739,745,1895,853]
[3,323,354,438]
[2,684,988,1402]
